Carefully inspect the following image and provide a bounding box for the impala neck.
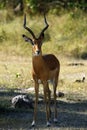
[32,52,43,65]
[32,51,45,73]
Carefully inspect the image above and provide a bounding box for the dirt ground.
[0,89,87,130]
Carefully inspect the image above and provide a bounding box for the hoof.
[47,121,51,127]
[31,120,35,127]
[53,118,58,123]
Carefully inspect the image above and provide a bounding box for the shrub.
[81,52,87,59]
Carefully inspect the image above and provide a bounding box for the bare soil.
[0,89,87,130]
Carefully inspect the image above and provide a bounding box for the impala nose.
[36,50,40,55]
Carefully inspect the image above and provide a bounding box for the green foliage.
[0,0,7,9]
[0,30,7,43]
[26,0,38,13]
[0,0,87,14]
[0,9,87,59]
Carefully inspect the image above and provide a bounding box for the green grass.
[0,9,87,58]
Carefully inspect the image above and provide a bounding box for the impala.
[22,14,60,127]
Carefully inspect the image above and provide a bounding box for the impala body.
[22,14,60,127]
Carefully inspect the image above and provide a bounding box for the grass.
[0,55,32,89]
[0,9,87,57]
[0,54,87,95]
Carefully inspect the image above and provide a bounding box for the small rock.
[57,92,64,97]
[12,95,33,109]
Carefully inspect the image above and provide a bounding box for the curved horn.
[39,14,49,38]
[23,14,36,39]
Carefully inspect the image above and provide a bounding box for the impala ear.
[22,34,34,45]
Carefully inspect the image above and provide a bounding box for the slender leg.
[53,79,58,123]
[43,82,51,126]
[32,81,39,126]
[47,87,51,120]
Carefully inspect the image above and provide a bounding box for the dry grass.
[0,55,32,89]
[0,54,87,96]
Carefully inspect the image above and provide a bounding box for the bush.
[81,52,87,59]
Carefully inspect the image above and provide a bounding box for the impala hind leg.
[32,81,39,127]
[53,79,58,123]
[47,86,51,120]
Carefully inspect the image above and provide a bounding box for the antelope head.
[22,14,49,56]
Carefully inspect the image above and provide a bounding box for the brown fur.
[31,41,60,126]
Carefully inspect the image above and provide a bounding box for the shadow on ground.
[0,89,87,129]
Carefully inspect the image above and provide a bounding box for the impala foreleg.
[43,82,51,126]
[32,81,39,127]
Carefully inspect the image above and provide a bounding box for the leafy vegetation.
[0,9,87,58]
[0,0,87,14]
